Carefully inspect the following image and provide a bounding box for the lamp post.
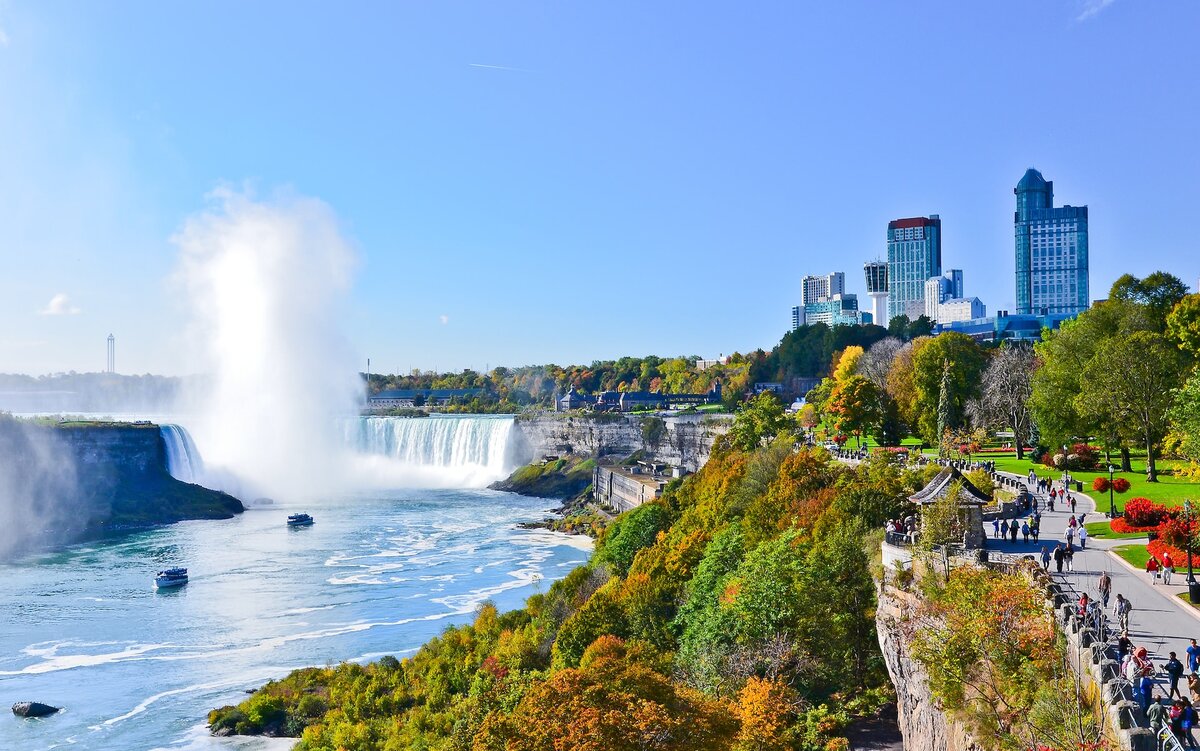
[1107,464,1116,519]
[1187,500,1198,604]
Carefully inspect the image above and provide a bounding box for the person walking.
[1066,526,1076,548]
[1188,638,1200,675]
[1065,544,1075,572]
[1010,519,1018,543]
[1118,630,1133,663]
[1148,695,1168,739]
[993,517,1001,539]
[1078,525,1088,550]
[1041,545,1051,570]
[1000,519,1009,540]
[1070,493,1078,514]
[1098,571,1112,608]
[1053,544,1066,574]
[1164,552,1176,585]
[1116,595,1132,632]
[1135,647,1156,713]
[1169,652,1187,700]
[1149,555,1162,585]
[1032,517,1040,542]
[1021,520,1030,543]
[1181,697,1199,749]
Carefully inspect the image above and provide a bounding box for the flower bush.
[1148,538,1189,568]
[1122,497,1172,528]
[1160,516,1200,550]
[1092,477,1110,493]
[1112,477,1131,493]
[1069,443,1100,470]
[1110,517,1143,534]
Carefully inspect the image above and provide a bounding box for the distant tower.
[106,334,115,374]
[864,261,889,327]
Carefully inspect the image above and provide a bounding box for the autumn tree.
[911,333,986,445]
[827,375,882,448]
[728,392,793,451]
[975,343,1037,459]
[1167,293,1200,358]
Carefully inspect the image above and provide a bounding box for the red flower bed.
[1148,538,1190,568]
[1093,477,1110,493]
[1123,497,1172,528]
[1112,477,1131,493]
[1110,517,1157,535]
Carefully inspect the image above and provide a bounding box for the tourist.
[1181,697,1199,749]
[1116,595,1132,633]
[1118,630,1134,663]
[1173,700,1185,743]
[1032,518,1040,542]
[1070,494,1077,513]
[1098,571,1112,608]
[1169,652,1187,700]
[1048,492,1055,512]
[1068,514,1077,528]
[1078,525,1088,550]
[1148,695,1168,737]
[1065,544,1075,572]
[1021,520,1030,543]
[1010,519,1018,543]
[1000,519,1010,540]
[1165,552,1176,585]
[1066,526,1076,547]
[1079,512,1087,526]
[1149,555,1162,585]
[1078,592,1090,618]
[1041,545,1051,570]
[1053,544,1066,573]
[1191,674,1200,702]
[992,517,1000,538]
[1135,647,1156,713]
[1189,638,1200,675]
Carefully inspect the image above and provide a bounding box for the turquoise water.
[0,489,590,750]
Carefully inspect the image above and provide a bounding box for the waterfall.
[348,415,523,488]
[160,424,206,484]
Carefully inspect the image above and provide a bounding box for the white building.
[924,269,967,323]
[937,297,986,323]
[801,272,846,305]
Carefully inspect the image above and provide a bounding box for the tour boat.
[287,513,315,527]
[154,567,189,588]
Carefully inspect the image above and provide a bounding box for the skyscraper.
[801,272,846,305]
[1014,169,1089,315]
[887,215,942,322]
[863,261,888,328]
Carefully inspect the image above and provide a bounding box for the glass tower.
[1014,169,1089,315]
[886,215,942,323]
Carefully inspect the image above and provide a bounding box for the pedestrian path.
[991,470,1200,696]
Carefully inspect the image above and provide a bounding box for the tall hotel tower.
[1014,169,1089,315]
[887,215,942,322]
[864,261,888,327]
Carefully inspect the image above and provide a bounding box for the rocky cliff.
[508,412,731,472]
[0,417,243,557]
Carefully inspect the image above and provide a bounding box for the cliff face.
[875,583,982,751]
[509,412,731,472]
[0,419,243,557]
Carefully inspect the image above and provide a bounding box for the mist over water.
[172,189,361,501]
[0,416,80,560]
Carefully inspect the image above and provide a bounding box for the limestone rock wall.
[510,412,732,472]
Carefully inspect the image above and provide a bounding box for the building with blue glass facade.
[1014,169,1089,315]
[935,310,1074,343]
[887,215,941,323]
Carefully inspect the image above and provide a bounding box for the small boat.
[155,567,189,588]
[287,513,315,527]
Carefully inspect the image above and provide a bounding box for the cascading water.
[160,424,205,484]
[348,415,525,489]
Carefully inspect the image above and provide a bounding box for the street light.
[1107,464,1116,519]
[1187,500,1198,604]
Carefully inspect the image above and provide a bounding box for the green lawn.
[1114,543,1152,569]
[1084,520,1147,540]
[973,452,1200,512]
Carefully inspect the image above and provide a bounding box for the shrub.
[1123,497,1172,528]
[1092,477,1111,493]
[1070,443,1100,470]
[1160,516,1199,550]
[1112,477,1131,493]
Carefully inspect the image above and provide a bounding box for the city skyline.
[2,2,1198,376]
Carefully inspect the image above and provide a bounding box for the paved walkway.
[990,471,1200,696]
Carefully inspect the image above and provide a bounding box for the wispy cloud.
[39,293,81,316]
[439,314,450,325]
[0,26,9,48]
[469,63,535,73]
[1077,0,1116,21]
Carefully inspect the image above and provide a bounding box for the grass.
[1084,520,1147,540]
[1176,592,1200,610]
[1114,543,1152,569]
[972,452,1200,512]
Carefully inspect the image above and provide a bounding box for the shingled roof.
[908,466,991,506]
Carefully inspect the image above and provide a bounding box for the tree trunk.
[1146,432,1158,482]
[1120,446,1132,472]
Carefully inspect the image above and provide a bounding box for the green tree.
[728,392,792,451]
[935,361,958,451]
[911,333,986,445]
[827,375,882,448]
[1167,293,1200,358]
[1078,331,1186,481]
[1169,371,1200,461]
[1110,271,1190,332]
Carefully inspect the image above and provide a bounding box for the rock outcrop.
[509,412,731,472]
[12,701,60,717]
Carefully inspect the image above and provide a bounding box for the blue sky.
[1,0,1197,376]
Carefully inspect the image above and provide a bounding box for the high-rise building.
[106,333,115,374]
[791,305,805,331]
[887,215,942,322]
[801,272,846,305]
[1014,169,1089,315]
[803,293,861,327]
[863,261,888,328]
[923,269,966,322]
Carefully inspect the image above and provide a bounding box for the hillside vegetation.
[209,438,932,750]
